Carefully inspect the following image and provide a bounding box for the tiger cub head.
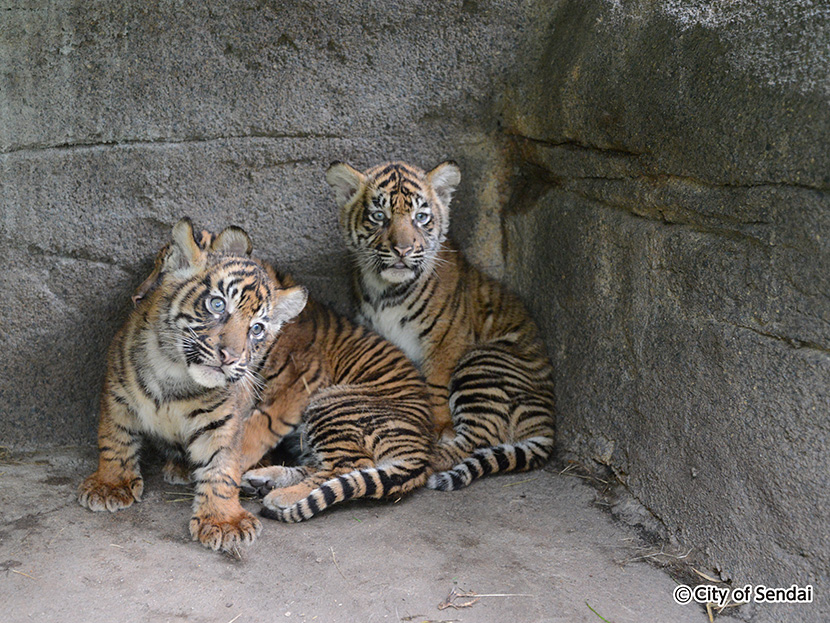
[145,218,307,390]
[326,161,461,288]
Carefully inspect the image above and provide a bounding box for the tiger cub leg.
[238,407,302,472]
[187,416,262,552]
[162,458,191,485]
[78,394,144,512]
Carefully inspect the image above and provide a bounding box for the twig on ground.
[330,546,347,580]
[692,567,721,583]
[502,477,538,488]
[10,569,37,580]
[437,587,533,610]
[621,546,693,565]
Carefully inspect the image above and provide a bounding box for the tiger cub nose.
[220,348,239,365]
[394,245,413,258]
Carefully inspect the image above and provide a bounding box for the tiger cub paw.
[78,474,144,512]
[242,466,306,496]
[262,484,310,510]
[189,509,262,553]
[162,459,192,485]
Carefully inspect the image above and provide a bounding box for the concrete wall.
[500,2,829,622]
[2,1,828,621]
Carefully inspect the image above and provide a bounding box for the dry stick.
[438,588,533,610]
[10,569,36,580]
[330,546,347,580]
[622,546,693,564]
[502,477,538,488]
[226,614,242,623]
[692,567,721,583]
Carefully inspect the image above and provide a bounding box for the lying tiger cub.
[327,160,556,491]
[78,218,307,552]
[238,268,435,523]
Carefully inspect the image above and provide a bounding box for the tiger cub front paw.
[78,474,144,512]
[189,508,262,553]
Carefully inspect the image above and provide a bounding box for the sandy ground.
[0,447,739,623]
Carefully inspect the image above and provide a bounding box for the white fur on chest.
[132,395,196,445]
[363,301,423,367]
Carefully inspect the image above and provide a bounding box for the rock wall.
[500,2,829,621]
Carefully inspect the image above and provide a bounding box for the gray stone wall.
[501,2,829,621]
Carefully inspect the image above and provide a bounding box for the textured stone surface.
[501,2,830,622]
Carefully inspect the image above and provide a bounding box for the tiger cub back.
[78,219,307,553]
[240,273,435,522]
[327,160,555,490]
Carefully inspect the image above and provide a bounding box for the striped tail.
[260,462,427,523]
[426,436,554,491]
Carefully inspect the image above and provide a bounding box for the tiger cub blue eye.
[207,296,226,313]
[250,322,265,338]
[415,211,431,224]
[368,210,386,224]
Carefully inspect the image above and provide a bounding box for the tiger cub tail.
[260,459,429,523]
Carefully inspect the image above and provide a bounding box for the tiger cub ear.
[131,242,171,307]
[166,217,206,273]
[326,162,365,208]
[273,286,308,323]
[211,226,253,256]
[427,161,461,207]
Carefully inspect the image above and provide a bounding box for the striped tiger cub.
[78,218,307,553]
[327,160,556,491]
[240,270,435,523]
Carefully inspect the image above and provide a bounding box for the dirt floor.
[0,447,741,623]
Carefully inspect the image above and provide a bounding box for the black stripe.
[360,470,377,497]
[322,484,337,506]
[307,494,320,516]
[188,414,233,446]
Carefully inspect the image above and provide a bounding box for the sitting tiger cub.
[126,223,435,524]
[78,219,307,552]
[327,160,556,490]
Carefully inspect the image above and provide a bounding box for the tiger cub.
[240,271,435,523]
[78,218,308,553]
[327,160,555,491]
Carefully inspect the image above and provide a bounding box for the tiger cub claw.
[189,509,262,552]
[78,475,144,512]
[243,465,305,496]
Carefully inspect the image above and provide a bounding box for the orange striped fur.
[328,161,556,490]
[78,219,307,553]
[241,269,434,522]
